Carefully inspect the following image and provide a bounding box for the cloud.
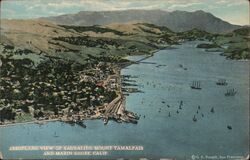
[167,2,202,10]
[226,1,247,7]
[3,0,204,12]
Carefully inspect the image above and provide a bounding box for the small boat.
[179,101,183,109]
[180,101,183,106]
[211,107,215,113]
[116,119,122,123]
[168,112,171,117]
[193,115,197,122]
[198,106,201,110]
[225,88,237,96]
[216,79,228,86]
[76,121,86,128]
[129,119,138,124]
[103,118,108,125]
[190,81,201,90]
[227,125,232,130]
[53,132,59,138]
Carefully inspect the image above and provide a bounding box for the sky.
[1,0,249,25]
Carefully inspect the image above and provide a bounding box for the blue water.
[0,41,249,159]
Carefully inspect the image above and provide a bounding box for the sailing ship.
[190,81,201,90]
[193,115,197,122]
[225,88,237,96]
[216,79,228,86]
[53,132,59,138]
[210,107,215,113]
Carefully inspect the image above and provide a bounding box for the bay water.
[0,41,249,159]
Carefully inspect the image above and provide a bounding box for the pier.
[103,94,139,124]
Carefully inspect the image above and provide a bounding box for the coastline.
[0,119,59,128]
[0,45,169,128]
[0,116,103,128]
[2,41,246,128]
[1,40,249,159]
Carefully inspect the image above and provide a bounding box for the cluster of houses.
[0,53,121,123]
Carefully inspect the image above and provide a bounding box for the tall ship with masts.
[216,79,228,86]
[190,81,201,90]
[225,88,237,96]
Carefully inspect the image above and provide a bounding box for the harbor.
[0,41,249,159]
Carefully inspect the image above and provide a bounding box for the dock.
[103,94,139,124]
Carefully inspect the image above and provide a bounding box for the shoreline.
[0,46,168,128]
[0,119,59,128]
[0,116,103,128]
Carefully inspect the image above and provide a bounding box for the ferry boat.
[216,79,228,86]
[191,81,201,90]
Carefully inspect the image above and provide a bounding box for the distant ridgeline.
[42,10,240,33]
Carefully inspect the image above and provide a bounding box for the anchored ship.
[191,81,201,90]
[216,79,228,86]
[193,115,197,122]
[225,88,237,96]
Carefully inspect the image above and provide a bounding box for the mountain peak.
[194,10,206,13]
[42,10,240,33]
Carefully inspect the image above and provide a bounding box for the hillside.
[1,20,181,124]
[1,19,248,63]
[0,19,249,123]
[216,27,250,59]
[41,10,240,33]
[195,27,250,60]
[0,20,179,64]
